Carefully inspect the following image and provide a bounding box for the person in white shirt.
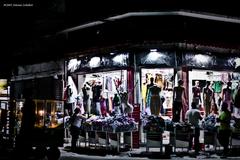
[70,107,86,151]
[185,102,203,155]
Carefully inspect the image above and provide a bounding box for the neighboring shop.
[10,60,65,150]
[0,79,10,139]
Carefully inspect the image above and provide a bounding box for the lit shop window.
[35,100,64,128]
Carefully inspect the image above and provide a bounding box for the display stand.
[146,131,163,152]
[109,130,137,153]
[173,124,194,152]
[97,131,108,148]
[82,125,137,153]
[231,128,240,148]
[108,132,121,152]
[204,130,220,151]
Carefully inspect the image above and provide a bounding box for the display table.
[231,128,240,148]
[145,131,163,152]
[80,117,138,152]
[203,130,220,151]
[84,129,137,152]
[173,123,194,152]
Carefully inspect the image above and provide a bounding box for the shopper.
[185,102,203,155]
[217,101,231,158]
[15,88,36,158]
[70,107,86,151]
[82,84,90,114]
[172,79,187,122]
[65,84,75,116]
[233,82,240,118]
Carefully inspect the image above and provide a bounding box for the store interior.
[189,69,240,112]
[77,70,128,116]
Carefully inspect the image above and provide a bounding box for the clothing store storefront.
[184,52,240,116]
[135,49,176,118]
[67,52,134,117]
[67,52,139,149]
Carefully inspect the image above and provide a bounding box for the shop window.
[141,68,174,117]
[77,70,128,116]
[189,69,240,114]
[35,100,64,128]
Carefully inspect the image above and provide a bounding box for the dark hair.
[191,102,197,109]
[74,107,80,114]
[178,79,183,85]
[227,81,232,86]
[221,102,228,111]
[206,81,210,86]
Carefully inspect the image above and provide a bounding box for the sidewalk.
[62,143,240,160]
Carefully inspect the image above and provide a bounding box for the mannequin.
[192,80,202,107]
[203,81,214,117]
[147,81,162,116]
[120,92,133,115]
[92,81,102,115]
[233,82,240,118]
[113,93,121,115]
[173,79,186,122]
[100,95,107,117]
[66,84,75,116]
[146,77,154,102]
[82,84,90,114]
[222,81,233,112]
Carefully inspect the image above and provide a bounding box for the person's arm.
[198,87,202,103]
[221,88,225,101]
[79,114,87,120]
[198,111,203,121]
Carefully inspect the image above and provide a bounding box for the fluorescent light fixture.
[68,58,81,72]
[112,54,127,65]
[234,58,240,68]
[89,57,101,68]
[150,49,158,52]
[194,54,210,64]
[146,49,162,61]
